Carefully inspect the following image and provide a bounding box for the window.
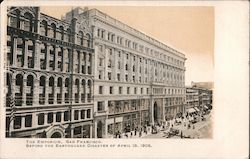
[119,87,122,94]
[47,112,53,124]
[81,110,85,119]
[110,86,113,94]
[99,58,103,66]
[141,88,143,94]
[125,64,128,71]
[108,59,112,68]
[127,87,130,94]
[99,86,103,94]
[117,73,120,81]
[147,88,149,94]
[134,87,137,94]
[97,102,104,111]
[125,75,128,82]
[38,113,44,125]
[64,111,69,121]
[98,71,102,79]
[108,72,111,80]
[25,115,32,127]
[87,109,91,118]
[74,110,79,120]
[56,112,61,122]
[133,76,135,82]
[14,116,21,129]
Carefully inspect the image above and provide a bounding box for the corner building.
[79,8,186,138]
[5,7,94,138]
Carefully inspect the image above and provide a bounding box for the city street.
[142,113,212,139]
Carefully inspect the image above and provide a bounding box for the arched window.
[24,12,33,32]
[49,77,54,104]
[6,73,12,107]
[9,9,20,28]
[15,74,23,106]
[51,23,57,38]
[26,75,34,105]
[66,28,71,42]
[59,26,64,40]
[75,79,79,103]
[57,77,62,87]
[57,77,62,104]
[39,76,46,105]
[81,79,86,103]
[65,78,69,87]
[86,33,91,47]
[78,31,84,45]
[40,20,47,36]
[87,80,91,102]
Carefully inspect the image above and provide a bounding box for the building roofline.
[88,8,186,58]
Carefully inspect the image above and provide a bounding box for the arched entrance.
[97,121,103,138]
[153,102,158,124]
[51,132,62,138]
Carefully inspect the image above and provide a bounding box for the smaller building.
[185,86,213,115]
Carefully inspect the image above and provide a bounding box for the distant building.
[185,86,212,115]
[191,81,214,90]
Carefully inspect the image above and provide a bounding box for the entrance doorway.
[97,121,103,138]
[153,102,158,124]
[51,132,62,138]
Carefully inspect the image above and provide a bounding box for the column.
[54,78,57,104]
[94,121,97,138]
[44,113,48,125]
[22,77,27,106]
[21,116,25,129]
[32,113,37,128]
[12,36,17,66]
[85,53,89,74]
[45,78,49,105]
[33,80,39,105]
[34,40,41,69]
[54,46,59,71]
[90,53,94,75]
[11,78,16,105]
[46,44,50,71]
[85,80,88,102]
[162,98,165,122]
[53,112,56,123]
[23,38,28,68]
[90,124,93,138]
[79,51,82,74]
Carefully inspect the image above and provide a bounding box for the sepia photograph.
[0,1,248,159]
[5,5,213,139]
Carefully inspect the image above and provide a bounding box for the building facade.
[5,7,94,138]
[186,86,213,115]
[5,7,186,138]
[84,8,186,138]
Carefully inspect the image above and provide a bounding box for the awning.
[187,108,196,113]
[194,107,200,112]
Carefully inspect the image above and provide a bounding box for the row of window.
[99,86,150,95]
[6,73,93,106]
[6,109,91,130]
[7,36,92,74]
[8,10,92,47]
[97,29,185,66]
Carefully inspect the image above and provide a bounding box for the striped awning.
[194,107,200,111]
[187,108,196,113]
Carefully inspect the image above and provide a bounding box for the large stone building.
[5,7,94,138]
[5,7,186,138]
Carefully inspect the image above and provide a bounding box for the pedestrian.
[139,131,142,137]
[180,131,183,138]
[130,131,133,137]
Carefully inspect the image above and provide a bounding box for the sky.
[40,6,214,85]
